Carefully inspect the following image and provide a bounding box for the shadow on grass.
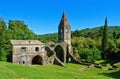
[100,70,120,79]
[100,60,114,65]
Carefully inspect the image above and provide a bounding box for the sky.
[0,0,120,34]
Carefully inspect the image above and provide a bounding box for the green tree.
[98,27,104,37]
[0,19,38,61]
[0,47,7,61]
[0,17,9,61]
[78,47,101,62]
[0,17,7,45]
[102,17,108,59]
[113,30,118,39]
[72,29,81,37]
[8,20,37,40]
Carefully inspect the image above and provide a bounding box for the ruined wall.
[12,44,47,65]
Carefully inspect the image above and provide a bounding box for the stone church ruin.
[11,12,79,66]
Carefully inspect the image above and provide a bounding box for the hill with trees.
[39,25,120,62]
[39,26,120,43]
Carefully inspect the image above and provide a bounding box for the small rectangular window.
[21,47,26,52]
[35,47,39,51]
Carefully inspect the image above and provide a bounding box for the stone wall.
[12,44,47,65]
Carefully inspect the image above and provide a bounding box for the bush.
[114,62,120,68]
[0,48,7,61]
[79,47,101,62]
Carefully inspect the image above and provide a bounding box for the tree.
[113,30,118,39]
[0,17,7,43]
[72,29,81,37]
[98,27,104,37]
[78,47,101,62]
[8,20,37,40]
[0,17,8,61]
[0,19,38,61]
[0,47,7,61]
[86,32,94,39]
[102,17,108,59]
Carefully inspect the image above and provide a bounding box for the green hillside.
[38,26,120,62]
[79,26,120,33]
[75,26,120,37]
[39,26,120,43]
[0,62,120,79]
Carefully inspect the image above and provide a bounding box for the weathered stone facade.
[58,12,71,46]
[11,12,75,66]
[11,40,48,65]
[57,12,72,63]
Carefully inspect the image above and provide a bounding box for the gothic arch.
[54,45,64,62]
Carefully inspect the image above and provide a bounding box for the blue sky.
[0,0,120,34]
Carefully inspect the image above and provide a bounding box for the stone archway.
[31,55,43,65]
[54,45,64,62]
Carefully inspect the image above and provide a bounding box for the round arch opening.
[32,55,43,65]
[54,45,64,62]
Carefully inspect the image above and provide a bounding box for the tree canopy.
[0,18,38,61]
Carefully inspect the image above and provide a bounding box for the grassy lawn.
[0,62,120,79]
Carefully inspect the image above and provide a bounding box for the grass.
[114,62,120,68]
[95,60,113,65]
[0,62,120,79]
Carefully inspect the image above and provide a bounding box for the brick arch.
[31,55,43,65]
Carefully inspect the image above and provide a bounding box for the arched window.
[23,61,25,64]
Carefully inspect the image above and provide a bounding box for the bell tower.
[58,12,71,46]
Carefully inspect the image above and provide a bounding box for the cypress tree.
[102,17,108,59]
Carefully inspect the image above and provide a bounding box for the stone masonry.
[10,40,48,65]
[10,12,75,66]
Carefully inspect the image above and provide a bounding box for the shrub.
[114,62,120,68]
[79,47,101,62]
[0,48,7,61]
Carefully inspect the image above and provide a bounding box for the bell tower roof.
[58,12,71,46]
[62,12,67,21]
[59,12,70,28]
